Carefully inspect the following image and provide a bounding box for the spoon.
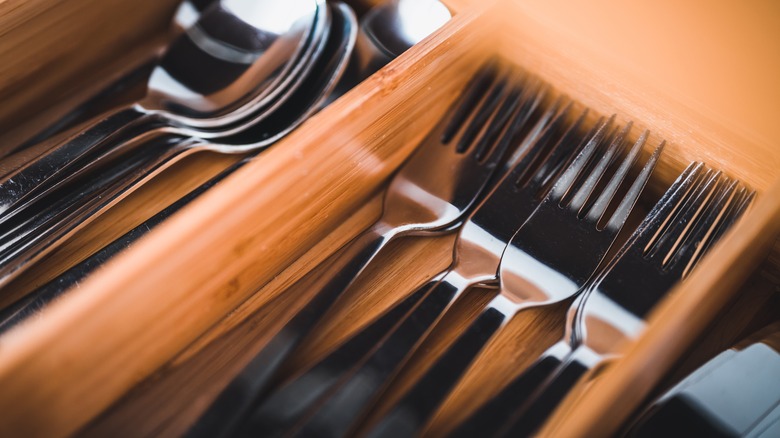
[0,0,221,163]
[0,1,331,224]
[0,0,450,328]
[0,1,358,288]
[356,0,450,77]
[0,0,324,217]
[0,0,453,320]
[331,0,451,99]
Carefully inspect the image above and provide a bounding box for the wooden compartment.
[0,0,778,437]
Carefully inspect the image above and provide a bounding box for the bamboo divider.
[0,0,777,436]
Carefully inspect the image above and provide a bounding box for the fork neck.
[370,219,410,241]
[571,286,648,357]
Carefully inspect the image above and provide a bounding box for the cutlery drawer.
[0,0,778,437]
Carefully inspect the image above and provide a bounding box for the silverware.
[360,118,662,438]
[0,0,327,218]
[487,165,754,437]
[0,1,355,287]
[186,64,533,438]
[348,0,451,81]
[0,0,455,328]
[236,76,557,438]
[5,0,220,158]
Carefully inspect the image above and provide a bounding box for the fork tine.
[509,98,576,186]
[683,183,755,276]
[645,170,722,261]
[603,140,664,232]
[710,186,754,244]
[440,62,499,144]
[549,115,615,203]
[660,176,735,273]
[500,93,567,170]
[472,80,525,161]
[454,70,512,153]
[584,129,646,224]
[528,108,590,192]
[474,74,546,162]
[671,179,740,276]
[569,122,633,214]
[641,165,712,254]
[615,162,707,253]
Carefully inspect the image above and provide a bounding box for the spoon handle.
[0,133,196,287]
[0,154,250,335]
[0,106,154,220]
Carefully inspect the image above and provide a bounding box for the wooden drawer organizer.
[0,0,778,436]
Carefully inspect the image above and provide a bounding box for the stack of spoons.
[0,0,451,321]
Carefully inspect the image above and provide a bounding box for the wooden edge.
[495,0,780,192]
[0,6,495,437]
[539,178,780,437]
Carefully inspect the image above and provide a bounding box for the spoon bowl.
[0,1,359,287]
[335,0,451,95]
[0,0,325,219]
[147,0,323,127]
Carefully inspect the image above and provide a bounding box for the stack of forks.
[184,62,755,437]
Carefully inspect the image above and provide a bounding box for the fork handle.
[497,345,598,437]
[0,106,154,219]
[290,273,474,438]
[188,223,393,438]
[366,305,507,438]
[449,340,571,438]
[236,279,435,437]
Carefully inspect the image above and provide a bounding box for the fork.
[487,165,755,437]
[362,120,663,438]
[286,112,660,438]
[232,96,586,436]
[187,63,540,437]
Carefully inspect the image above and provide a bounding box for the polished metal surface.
[186,64,525,438]
[0,0,455,333]
[345,0,451,87]
[364,0,451,57]
[279,96,582,438]
[152,0,323,125]
[453,163,755,437]
[0,1,355,288]
[364,117,663,438]
[234,71,557,438]
[0,0,324,219]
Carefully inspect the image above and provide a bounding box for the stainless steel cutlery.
[0,2,760,437]
[187,62,533,438]
[0,0,327,217]
[178,61,751,438]
[452,163,754,437]
[0,0,453,288]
